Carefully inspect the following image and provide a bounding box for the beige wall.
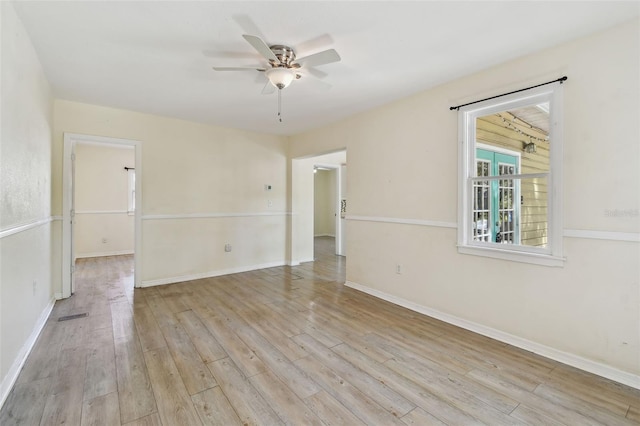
[0,2,53,402]
[314,169,336,237]
[74,143,134,258]
[290,19,640,379]
[53,100,289,286]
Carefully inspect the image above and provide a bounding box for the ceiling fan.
[213,34,341,95]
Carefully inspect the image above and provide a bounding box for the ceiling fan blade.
[242,34,279,62]
[296,49,340,67]
[305,67,329,80]
[212,66,266,72]
[261,81,276,95]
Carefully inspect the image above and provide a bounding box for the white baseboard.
[346,280,640,390]
[314,234,335,238]
[0,297,56,409]
[75,250,134,259]
[141,261,287,287]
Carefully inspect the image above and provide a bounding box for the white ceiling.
[12,1,639,136]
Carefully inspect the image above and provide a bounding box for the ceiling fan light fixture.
[266,67,295,90]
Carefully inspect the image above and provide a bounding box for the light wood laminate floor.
[1,237,638,425]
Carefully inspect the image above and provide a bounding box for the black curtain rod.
[124,167,135,171]
[449,76,567,111]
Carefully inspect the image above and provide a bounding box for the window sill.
[457,244,565,267]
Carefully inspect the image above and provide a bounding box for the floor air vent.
[58,313,88,321]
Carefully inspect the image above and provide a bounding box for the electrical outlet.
[396,264,402,274]
[102,238,108,244]
[268,200,273,207]
[33,280,37,295]
[225,243,232,252]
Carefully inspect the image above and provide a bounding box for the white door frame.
[62,133,143,298]
[314,163,344,256]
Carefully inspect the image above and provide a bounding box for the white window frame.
[457,84,564,267]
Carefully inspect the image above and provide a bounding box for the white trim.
[458,245,565,267]
[63,132,143,297]
[314,233,336,238]
[0,297,55,409]
[0,217,52,239]
[345,280,640,390]
[564,229,639,243]
[346,215,457,229]
[346,215,637,244]
[75,210,130,215]
[141,212,290,220]
[140,261,286,287]
[75,250,134,259]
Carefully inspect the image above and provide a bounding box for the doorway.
[289,149,346,267]
[62,133,142,298]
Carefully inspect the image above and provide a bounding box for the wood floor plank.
[400,407,447,426]
[207,357,284,425]
[133,304,167,352]
[200,314,267,378]
[533,383,638,425]
[176,309,227,363]
[0,377,51,425]
[111,301,136,340]
[160,322,217,395]
[40,346,87,426]
[294,350,406,426]
[121,412,163,426]
[114,335,157,423]
[365,332,520,416]
[540,374,632,416]
[2,243,638,426]
[385,357,519,425]
[467,367,606,426]
[332,342,482,425]
[191,387,243,426]
[302,390,366,426]
[81,392,121,426]
[15,323,64,384]
[224,316,321,399]
[144,346,203,425]
[249,369,325,426]
[83,327,117,401]
[509,403,565,426]
[548,363,640,407]
[293,333,416,417]
[145,294,180,329]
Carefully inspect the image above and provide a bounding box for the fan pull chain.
[277,89,283,123]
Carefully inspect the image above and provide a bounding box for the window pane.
[476,103,550,173]
[472,102,550,247]
[520,176,548,248]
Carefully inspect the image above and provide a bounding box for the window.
[127,168,135,213]
[458,84,563,266]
